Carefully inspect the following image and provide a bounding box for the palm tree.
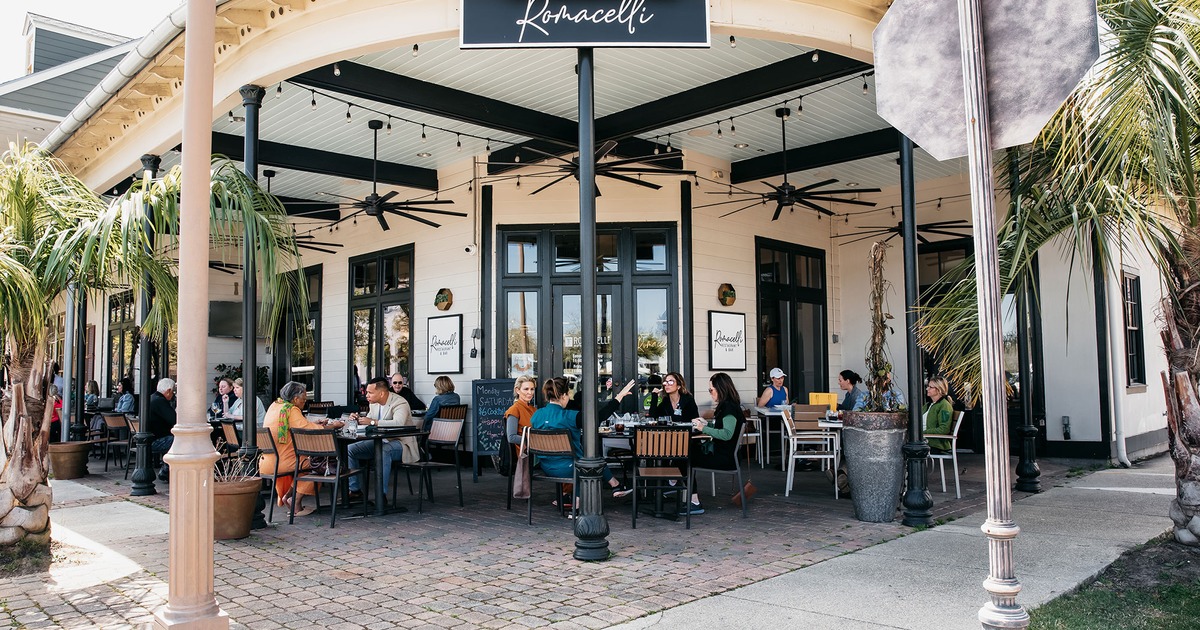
[916,0,1200,545]
[0,142,306,548]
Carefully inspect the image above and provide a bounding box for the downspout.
[40,0,236,154]
[1104,233,1132,467]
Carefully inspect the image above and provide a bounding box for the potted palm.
[842,241,909,522]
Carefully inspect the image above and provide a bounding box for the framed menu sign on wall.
[708,311,746,371]
[460,0,711,49]
[428,314,463,374]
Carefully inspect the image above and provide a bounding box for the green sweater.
[923,398,954,451]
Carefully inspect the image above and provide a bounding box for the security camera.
[464,244,478,255]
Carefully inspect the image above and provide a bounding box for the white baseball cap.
[769,368,786,378]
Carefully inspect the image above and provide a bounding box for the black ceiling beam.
[595,53,871,140]
[731,127,902,184]
[210,132,438,191]
[292,62,578,146]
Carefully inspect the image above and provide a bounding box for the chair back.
[526,428,574,458]
[220,422,241,448]
[427,418,464,448]
[124,415,140,434]
[808,392,838,410]
[434,404,468,420]
[102,413,128,430]
[633,426,691,459]
[290,427,338,459]
[256,427,277,455]
[950,411,966,437]
[304,400,335,416]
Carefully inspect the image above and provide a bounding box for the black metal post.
[131,153,161,496]
[240,84,267,530]
[899,133,933,527]
[1011,151,1041,493]
[70,287,89,442]
[573,48,609,561]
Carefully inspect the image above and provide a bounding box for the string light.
[862,74,870,95]
[485,139,491,153]
[333,62,341,77]
[345,103,352,123]
[227,110,234,123]
[456,134,462,152]
[275,82,282,98]
[421,124,427,142]
[716,121,723,139]
[797,96,804,116]
[729,117,736,137]
[412,44,419,57]
[516,175,521,190]
[937,198,943,211]
[310,90,316,110]
[812,51,819,62]
[666,134,673,152]
[386,117,392,134]
[729,35,736,48]
[653,136,660,155]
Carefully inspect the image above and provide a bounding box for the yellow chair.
[809,392,838,411]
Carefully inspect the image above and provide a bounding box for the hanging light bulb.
[310,90,316,110]
[716,121,723,139]
[412,43,419,57]
[421,124,427,142]
[333,62,341,77]
[485,139,491,153]
[468,181,473,193]
[275,82,282,98]
[345,103,352,123]
[862,75,870,95]
[516,175,521,189]
[353,216,357,225]
[456,134,462,152]
[729,118,736,136]
[797,97,804,116]
[729,35,736,48]
[227,110,234,123]
[666,134,673,152]
[937,197,943,211]
[811,50,819,62]
[386,117,392,134]
[653,136,660,155]
[693,174,700,188]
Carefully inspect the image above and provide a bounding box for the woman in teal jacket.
[923,376,954,452]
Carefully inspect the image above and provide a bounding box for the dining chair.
[739,406,764,468]
[395,418,465,513]
[219,421,241,456]
[927,411,966,498]
[289,427,366,527]
[691,419,750,518]
[99,413,129,472]
[123,415,139,480]
[781,408,840,498]
[524,428,577,524]
[631,425,692,529]
[303,400,335,416]
[256,427,289,523]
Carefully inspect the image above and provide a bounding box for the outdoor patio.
[0,453,1089,629]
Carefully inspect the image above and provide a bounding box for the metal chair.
[122,415,145,480]
[691,420,749,518]
[219,421,241,456]
[303,400,335,416]
[396,418,465,513]
[781,408,840,498]
[928,411,966,498]
[525,428,577,524]
[631,425,692,529]
[289,427,366,528]
[99,413,129,472]
[739,406,764,467]
[256,427,290,524]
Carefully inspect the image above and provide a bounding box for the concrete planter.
[841,411,908,523]
[213,478,261,540]
[48,441,92,480]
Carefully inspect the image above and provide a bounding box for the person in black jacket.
[148,378,177,480]
[648,371,701,422]
[390,373,426,411]
[681,372,744,516]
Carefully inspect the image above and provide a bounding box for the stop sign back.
[873,0,1099,161]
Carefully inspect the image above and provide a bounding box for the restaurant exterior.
[42,0,1167,466]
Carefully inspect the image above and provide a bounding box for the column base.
[153,608,229,630]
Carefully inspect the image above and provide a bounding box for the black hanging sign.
[460,0,710,49]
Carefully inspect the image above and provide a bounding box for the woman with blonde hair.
[422,375,461,431]
[923,376,954,453]
[505,375,538,452]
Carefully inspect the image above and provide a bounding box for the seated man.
[347,377,414,503]
[391,373,426,412]
[148,378,177,481]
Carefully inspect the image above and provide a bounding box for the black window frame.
[106,290,137,396]
[275,264,322,400]
[1122,272,1146,387]
[348,245,415,403]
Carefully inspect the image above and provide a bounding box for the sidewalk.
[610,455,1177,630]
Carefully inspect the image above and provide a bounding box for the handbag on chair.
[731,479,757,507]
[512,427,531,500]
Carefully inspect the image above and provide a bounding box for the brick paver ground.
[0,450,1083,629]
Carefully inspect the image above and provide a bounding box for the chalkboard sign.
[471,378,515,482]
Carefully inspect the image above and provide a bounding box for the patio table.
[337,428,429,516]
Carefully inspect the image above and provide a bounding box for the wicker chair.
[396,418,465,513]
[631,425,693,529]
[289,427,365,527]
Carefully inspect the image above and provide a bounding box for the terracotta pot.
[841,411,908,523]
[48,441,93,480]
[213,478,262,540]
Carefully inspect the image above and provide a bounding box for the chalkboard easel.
[471,378,515,482]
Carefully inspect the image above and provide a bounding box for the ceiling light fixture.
[729,117,736,137]
[456,134,462,152]
[333,62,341,77]
[386,117,392,134]
[716,121,723,139]
[812,50,819,62]
[417,151,432,158]
[275,82,282,98]
[846,182,860,188]
[734,142,749,149]
[310,90,316,110]
[729,35,736,48]
[412,44,419,57]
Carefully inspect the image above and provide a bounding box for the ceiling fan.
[487,140,695,196]
[834,218,973,246]
[295,119,466,231]
[696,107,882,221]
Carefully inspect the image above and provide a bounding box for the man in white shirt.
[347,376,414,503]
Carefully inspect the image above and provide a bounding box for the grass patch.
[0,539,51,578]
[1030,535,1200,630]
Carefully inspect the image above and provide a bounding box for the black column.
[899,133,933,527]
[240,85,268,529]
[1012,151,1041,492]
[131,153,161,496]
[70,289,88,442]
[573,48,610,561]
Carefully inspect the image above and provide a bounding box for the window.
[349,247,413,403]
[1123,273,1146,386]
[276,265,321,399]
[106,291,137,396]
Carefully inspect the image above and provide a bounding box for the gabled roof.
[0,42,134,117]
[23,13,131,47]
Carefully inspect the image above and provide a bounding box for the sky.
[0,0,180,83]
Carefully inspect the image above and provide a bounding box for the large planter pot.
[48,441,93,480]
[213,478,262,540]
[841,411,908,523]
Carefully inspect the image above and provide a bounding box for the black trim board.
[1041,440,1109,459]
[210,132,438,191]
[732,128,901,184]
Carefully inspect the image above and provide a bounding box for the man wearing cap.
[757,368,790,407]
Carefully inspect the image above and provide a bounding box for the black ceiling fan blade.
[594,140,619,161]
[316,192,363,203]
[599,171,663,191]
[695,196,770,210]
[796,198,837,216]
[522,146,578,165]
[605,167,697,176]
[810,187,882,195]
[387,208,442,228]
[377,190,400,204]
[771,203,786,221]
[832,229,893,239]
[917,233,932,245]
[385,206,468,218]
[795,178,840,192]
[296,242,341,255]
[918,219,971,228]
[288,207,345,218]
[529,172,576,195]
[717,201,765,219]
[373,211,390,231]
[838,231,895,246]
[600,153,681,168]
[397,198,455,206]
[856,224,902,230]
[802,195,878,207]
[760,180,788,194]
[922,228,974,239]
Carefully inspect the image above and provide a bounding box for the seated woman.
[837,370,865,411]
[47,385,62,443]
[648,371,700,421]
[505,376,538,452]
[681,372,743,516]
[226,377,266,426]
[529,376,635,505]
[923,376,954,453]
[423,375,462,431]
[259,381,344,517]
[113,377,135,413]
[83,380,100,412]
[757,367,790,407]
